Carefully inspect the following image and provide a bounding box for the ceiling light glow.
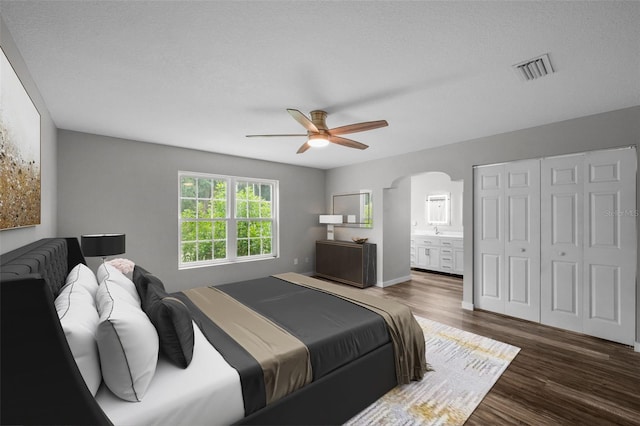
[308,134,330,148]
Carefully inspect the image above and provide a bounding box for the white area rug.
[346,316,520,426]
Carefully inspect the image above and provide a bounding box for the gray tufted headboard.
[0,238,74,295]
[0,238,111,425]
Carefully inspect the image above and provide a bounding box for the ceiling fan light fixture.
[246,108,387,153]
[308,134,330,148]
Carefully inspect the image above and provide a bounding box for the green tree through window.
[235,181,273,257]
[179,172,278,268]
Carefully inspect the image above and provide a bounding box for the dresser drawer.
[440,238,463,248]
[440,264,453,272]
[439,238,454,247]
[414,236,439,246]
[440,255,453,267]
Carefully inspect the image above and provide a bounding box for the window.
[179,171,278,268]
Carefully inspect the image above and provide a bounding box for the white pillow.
[97,263,141,305]
[66,263,100,298]
[96,278,159,402]
[55,266,101,396]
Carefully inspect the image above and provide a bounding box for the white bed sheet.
[96,321,245,426]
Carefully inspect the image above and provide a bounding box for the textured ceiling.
[1,1,639,169]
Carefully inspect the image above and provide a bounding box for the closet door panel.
[551,261,579,314]
[588,264,620,322]
[481,254,501,298]
[552,194,578,245]
[481,197,501,241]
[508,256,530,303]
[582,148,636,345]
[541,154,583,333]
[474,165,505,313]
[504,160,540,322]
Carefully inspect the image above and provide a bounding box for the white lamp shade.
[319,214,343,224]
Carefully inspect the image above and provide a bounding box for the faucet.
[433,226,440,235]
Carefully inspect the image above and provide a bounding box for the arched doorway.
[409,171,464,299]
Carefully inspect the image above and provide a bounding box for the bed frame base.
[238,343,396,425]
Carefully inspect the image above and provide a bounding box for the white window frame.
[178,171,279,269]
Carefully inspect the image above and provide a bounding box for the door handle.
[520,248,526,253]
[559,252,566,256]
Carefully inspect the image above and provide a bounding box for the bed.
[0,238,425,425]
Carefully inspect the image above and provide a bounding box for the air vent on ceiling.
[513,53,554,81]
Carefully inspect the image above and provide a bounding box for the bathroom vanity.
[410,232,463,275]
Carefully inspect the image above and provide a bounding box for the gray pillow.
[133,266,194,368]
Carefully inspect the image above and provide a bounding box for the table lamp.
[81,233,126,261]
[319,215,342,240]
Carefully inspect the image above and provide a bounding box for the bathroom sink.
[438,231,463,238]
[413,230,463,238]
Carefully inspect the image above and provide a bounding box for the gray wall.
[326,106,640,343]
[0,17,57,254]
[57,129,326,292]
[383,177,411,284]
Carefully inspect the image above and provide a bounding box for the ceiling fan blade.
[287,109,319,133]
[246,134,308,138]
[328,135,369,150]
[328,120,388,136]
[296,142,311,154]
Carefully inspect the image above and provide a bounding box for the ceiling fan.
[246,109,388,154]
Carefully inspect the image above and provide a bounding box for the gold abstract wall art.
[0,47,41,230]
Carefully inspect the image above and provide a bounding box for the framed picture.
[0,46,41,230]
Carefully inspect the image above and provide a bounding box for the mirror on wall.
[426,193,450,225]
[333,191,372,227]
[411,172,463,232]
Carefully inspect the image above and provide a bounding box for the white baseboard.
[378,275,412,288]
[635,342,640,353]
[461,301,474,311]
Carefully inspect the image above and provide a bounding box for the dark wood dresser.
[315,240,377,288]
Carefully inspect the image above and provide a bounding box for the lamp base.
[326,224,335,240]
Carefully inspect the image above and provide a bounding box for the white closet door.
[541,154,584,333]
[504,160,541,322]
[474,164,505,313]
[476,148,636,345]
[582,148,636,345]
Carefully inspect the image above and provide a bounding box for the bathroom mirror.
[426,193,450,225]
[332,191,372,228]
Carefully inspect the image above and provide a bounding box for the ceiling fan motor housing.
[309,110,329,132]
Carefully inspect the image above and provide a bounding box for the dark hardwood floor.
[364,269,640,425]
